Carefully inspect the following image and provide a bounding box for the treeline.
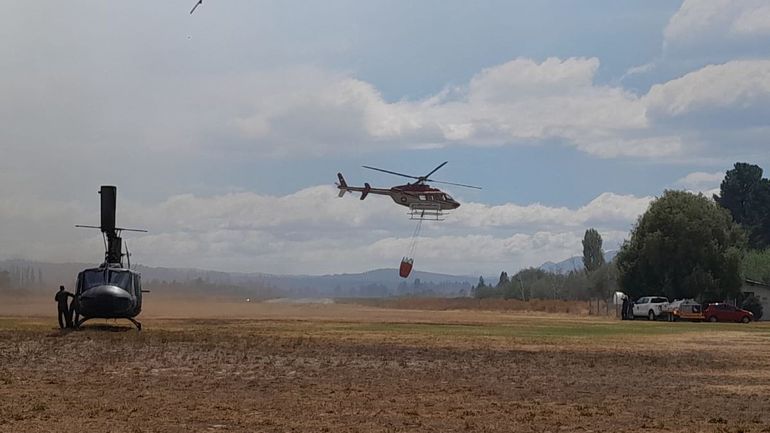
[0,265,46,290]
[300,279,470,298]
[472,257,616,301]
[472,227,617,301]
[146,277,284,298]
[474,162,770,308]
[743,250,770,283]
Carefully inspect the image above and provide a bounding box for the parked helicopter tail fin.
[336,173,348,197]
[361,183,371,200]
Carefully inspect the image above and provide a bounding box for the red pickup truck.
[703,303,753,323]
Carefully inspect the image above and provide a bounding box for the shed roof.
[744,278,770,289]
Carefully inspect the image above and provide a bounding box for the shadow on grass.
[75,324,134,333]
[46,327,78,338]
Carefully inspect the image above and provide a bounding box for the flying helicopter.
[336,161,481,220]
[73,186,148,330]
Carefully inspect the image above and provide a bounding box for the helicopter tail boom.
[336,173,391,200]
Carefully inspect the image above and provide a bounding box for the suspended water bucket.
[399,257,414,278]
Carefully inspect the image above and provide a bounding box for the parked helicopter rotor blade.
[427,179,483,190]
[75,224,147,233]
[362,166,421,180]
[423,161,448,180]
[190,0,202,14]
[116,227,149,233]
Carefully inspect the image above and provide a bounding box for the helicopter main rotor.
[361,161,481,190]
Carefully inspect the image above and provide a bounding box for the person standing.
[54,285,75,329]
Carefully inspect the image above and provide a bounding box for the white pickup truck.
[632,296,670,320]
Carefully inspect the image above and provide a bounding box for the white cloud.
[450,193,651,231]
[664,0,735,46]
[644,60,770,118]
[675,171,724,196]
[676,171,724,188]
[664,0,770,46]
[225,58,679,159]
[732,5,770,35]
[5,40,767,167]
[467,57,600,101]
[219,57,770,161]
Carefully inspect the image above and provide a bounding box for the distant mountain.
[539,250,618,274]
[0,259,476,298]
[257,268,477,297]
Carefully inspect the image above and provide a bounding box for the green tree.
[743,249,770,283]
[617,190,746,301]
[715,162,770,250]
[741,295,764,320]
[582,228,606,274]
[589,261,618,300]
[472,276,489,298]
[496,271,510,288]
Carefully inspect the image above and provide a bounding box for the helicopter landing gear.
[128,318,142,331]
[408,204,444,221]
[73,317,142,331]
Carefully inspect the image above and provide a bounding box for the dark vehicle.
[73,186,147,330]
[703,303,753,323]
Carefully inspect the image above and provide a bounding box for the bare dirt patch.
[1,299,769,432]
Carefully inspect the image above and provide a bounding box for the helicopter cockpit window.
[82,270,107,290]
[445,194,453,200]
[81,269,132,290]
[108,270,132,290]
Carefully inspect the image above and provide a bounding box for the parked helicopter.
[336,161,481,220]
[73,186,148,330]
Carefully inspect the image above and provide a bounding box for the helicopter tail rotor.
[336,173,348,197]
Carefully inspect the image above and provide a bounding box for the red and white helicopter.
[336,161,481,220]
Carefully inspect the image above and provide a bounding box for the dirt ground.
[2,296,770,432]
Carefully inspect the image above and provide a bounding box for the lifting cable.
[407,218,423,258]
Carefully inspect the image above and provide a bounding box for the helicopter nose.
[78,285,133,316]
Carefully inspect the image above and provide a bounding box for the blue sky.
[2,1,770,275]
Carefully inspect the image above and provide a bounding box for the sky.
[1,0,770,276]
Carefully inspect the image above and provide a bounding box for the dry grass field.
[2,296,770,432]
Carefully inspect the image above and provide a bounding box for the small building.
[742,279,770,321]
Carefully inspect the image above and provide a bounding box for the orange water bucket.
[399,257,414,278]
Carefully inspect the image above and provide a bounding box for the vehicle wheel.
[648,310,655,321]
[709,316,718,323]
[741,316,751,324]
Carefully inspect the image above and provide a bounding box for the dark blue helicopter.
[73,186,148,330]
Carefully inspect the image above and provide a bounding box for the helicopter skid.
[408,204,446,221]
[75,316,142,331]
